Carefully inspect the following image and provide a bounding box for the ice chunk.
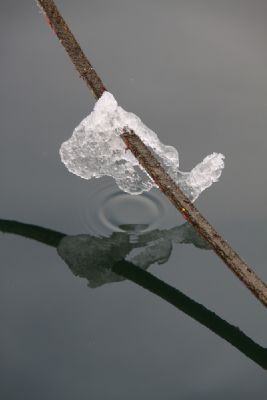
[60,92,224,199]
[178,153,225,201]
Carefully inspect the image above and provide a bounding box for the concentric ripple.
[81,179,183,236]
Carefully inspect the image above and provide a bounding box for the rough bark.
[36,0,267,307]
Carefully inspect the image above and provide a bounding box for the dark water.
[1,1,267,398]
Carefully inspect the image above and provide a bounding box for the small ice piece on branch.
[60,92,225,200]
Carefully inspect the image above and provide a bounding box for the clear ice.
[60,92,225,200]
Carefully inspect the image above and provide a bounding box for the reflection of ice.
[57,222,210,288]
[60,92,225,198]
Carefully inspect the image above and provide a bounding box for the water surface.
[1,1,267,398]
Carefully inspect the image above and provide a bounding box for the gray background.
[1,0,267,399]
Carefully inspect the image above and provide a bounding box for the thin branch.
[36,0,106,99]
[36,0,267,307]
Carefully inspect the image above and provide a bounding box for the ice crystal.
[60,92,224,200]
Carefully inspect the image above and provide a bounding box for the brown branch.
[36,0,106,99]
[36,0,267,307]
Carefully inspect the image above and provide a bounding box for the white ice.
[60,92,225,200]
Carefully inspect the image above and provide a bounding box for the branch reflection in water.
[0,218,266,369]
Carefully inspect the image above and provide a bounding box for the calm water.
[1,1,267,398]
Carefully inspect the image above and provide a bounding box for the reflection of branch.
[1,218,266,369]
[0,219,65,247]
[113,260,267,370]
[36,0,267,307]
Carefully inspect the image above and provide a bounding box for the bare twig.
[36,0,106,99]
[36,0,267,307]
